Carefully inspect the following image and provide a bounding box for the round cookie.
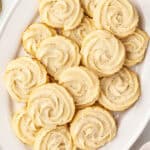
[22,23,56,56]
[27,83,75,127]
[62,16,96,46]
[121,28,149,67]
[81,30,125,77]
[93,0,139,38]
[4,57,48,102]
[58,67,100,108]
[98,67,141,111]
[36,35,81,79]
[81,0,101,17]
[12,108,39,145]
[70,106,117,149]
[34,126,73,150]
[39,0,83,30]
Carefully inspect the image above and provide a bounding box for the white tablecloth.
[1,0,150,150]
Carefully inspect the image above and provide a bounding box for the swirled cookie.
[121,29,149,67]
[12,108,39,145]
[4,57,48,102]
[93,0,139,38]
[62,16,96,46]
[27,83,75,127]
[58,67,100,108]
[39,0,83,30]
[81,0,100,17]
[34,126,73,150]
[36,35,81,79]
[81,30,125,77]
[70,106,117,149]
[22,23,56,56]
[98,67,141,111]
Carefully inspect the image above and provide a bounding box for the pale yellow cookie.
[4,57,48,102]
[62,16,96,46]
[12,108,39,145]
[34,126,73,150]
[98,67,141,111]
[81,30,125,77]
[39,0,83,30]
[93,0,139,38]
[81,0,101,17]
[121,29,149,67]
[58,67,100,108]
[70,106,117,149]
[27,83,75,127]
[36,35,81,79]
[22,23,56,56]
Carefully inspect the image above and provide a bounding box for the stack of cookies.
[4,0,149,149]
